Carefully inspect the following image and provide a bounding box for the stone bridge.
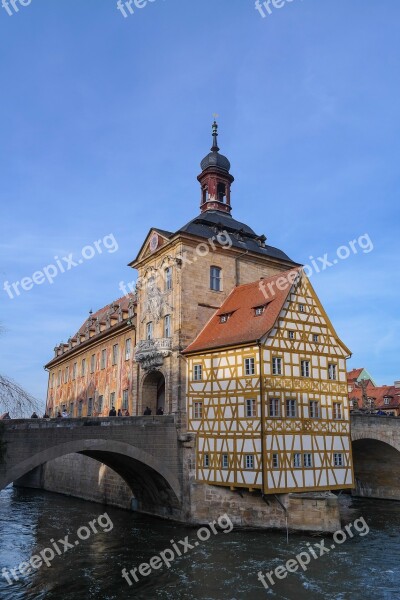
[351,414,400,500]
[0,416,190,521]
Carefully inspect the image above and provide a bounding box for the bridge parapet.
[2,415,175,431]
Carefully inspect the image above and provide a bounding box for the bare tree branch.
[0,324,42,418]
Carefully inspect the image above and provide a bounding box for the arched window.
[217,182,226,202]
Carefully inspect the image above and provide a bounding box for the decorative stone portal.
[141,371,165,415]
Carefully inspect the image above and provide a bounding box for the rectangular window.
[244,358,255,376]
[255,306,265,316]
[81,359,86,377]
[164,315,171,338]
[219,314,229,323]
[245,455,254,470]
[69,402,74,417]
[204,454,210,468]
[286,399,297,418]
[269,398,281,418]
[304,453,313,468]
[51,373,55,388]
[301,360,310,378]
[328,364,337,380]
[272,357,282,375]
[112,344,119,366]
[309,400,320,419]
[333,402,342,420]
[210,266,222,291]
[57,370,61,386]
[222,454,229,469]
[72,362,77,380]
[90,354,95,373]
[272,454,279,469]
[78,400,83,418]
[146,322,153,341]
[313,334,319,343]
[87,398,93,416]
[110,392,115,408]
[334,453,344,467]
[245,398,256,418]
[193,365,202,381]
[165,267,172,291]
[122,389,129,411]
[101,349,107,370]
[193,402,203,419]
[98,395,103,414]
[64,367,69,383]
[125,339,131,361]
[288,331,295,340]
[293,453,301,468]
[298,304,305,313]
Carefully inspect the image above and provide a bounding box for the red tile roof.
[74,294,136,338]
[347,368,364,383]
[350,385,400,410]
[183,268,302,354]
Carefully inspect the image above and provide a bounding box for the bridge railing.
[1,415,176,430]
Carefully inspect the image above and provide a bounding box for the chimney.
[395,381,400,389]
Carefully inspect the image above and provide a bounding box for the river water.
[0,486,399,600]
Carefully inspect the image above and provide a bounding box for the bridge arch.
[1,438,181,518]
[352,432,400,501]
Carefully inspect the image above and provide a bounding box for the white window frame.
[301,360,310,378]
[203,454,210,468]
[244,357,255,376]
[269,398,281,418]
[272,357,282,375]
[193,364,202,381]
[193,402,203,419]
[164,315,171,338]
[90,354,95,374]
[222,454,229,469]
[245,398,256,418]
[146,322,153,341]
[245,454,254,470]
[101,349,107,370]
[333,402,342,420]
[303,453,313,468]
[328,363,337,380]
[286,399,297,418]
[210,266,222,291]
[122,389,129,411]
[309,400,320,419]
[272,454,279,469]
[334,453,344,467]
[165,266,172,291]
[293,453,301,468]
[288,331,295,340]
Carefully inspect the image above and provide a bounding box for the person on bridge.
[144,406,152,415]
[117,409,122,417]
[0,412,11,420]
[61,410,69,418]
[109,406,117,417]
[31,412,39,419]
[124,409,130,416]
[156,407,164,415]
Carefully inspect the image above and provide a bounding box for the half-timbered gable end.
[184,268,354,495]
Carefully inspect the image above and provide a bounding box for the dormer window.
[384,397,390,405]
[255,306,265,316]
[220,313,230,324]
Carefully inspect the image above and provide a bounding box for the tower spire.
[211,119,219,152]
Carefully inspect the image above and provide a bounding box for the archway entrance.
[142,371,165,415]
[352,438,400,500]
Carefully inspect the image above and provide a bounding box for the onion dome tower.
[197,120,235,214]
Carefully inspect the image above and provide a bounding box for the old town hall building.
[45,122,354,498]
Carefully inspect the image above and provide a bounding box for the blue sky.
[0,0,399,404]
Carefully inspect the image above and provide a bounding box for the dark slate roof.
[154,228,174,239]
[177,210,297,263]
[200,150,231,172]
